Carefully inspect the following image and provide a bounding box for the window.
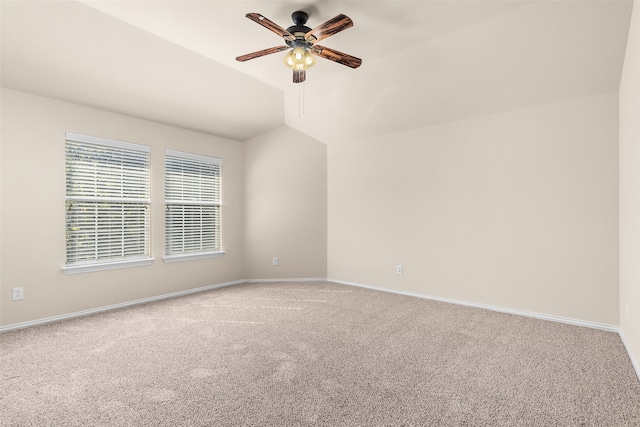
[164,150,223,262]
[64,133,152,274]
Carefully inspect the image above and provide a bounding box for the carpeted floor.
[1,281,639,426]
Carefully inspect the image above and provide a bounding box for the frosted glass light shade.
[283,47,316,70]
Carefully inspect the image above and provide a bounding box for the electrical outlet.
[12,287,24,301]
[396,265,403,275]
[273,257,279,266]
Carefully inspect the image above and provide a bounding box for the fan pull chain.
[298,84,301,118]
[298,83,305,118]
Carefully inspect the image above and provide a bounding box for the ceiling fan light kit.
[282,46,316,70]
[236,10,362,83]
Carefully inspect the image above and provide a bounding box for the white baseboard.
[0,279,245,333]
[619,328,640,381]
[328,278,620,333]
[335,278,639,382]
[0,278,330,332]
[2,276,632,381]
[243,277,327,283]
[2,276,637,386]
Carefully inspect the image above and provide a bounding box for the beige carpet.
[1,281,639,426]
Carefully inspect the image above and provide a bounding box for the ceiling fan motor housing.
[286,10,312,46]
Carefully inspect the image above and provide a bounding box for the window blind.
[165,150,222,257]
[65,133,151,266]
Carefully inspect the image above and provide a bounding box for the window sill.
[163,251,225,264]
[63,258,154,275]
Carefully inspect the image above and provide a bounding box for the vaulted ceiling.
[1,1,633,143]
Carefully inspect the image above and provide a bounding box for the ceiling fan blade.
[236,46,289,62]
[304,14,353,43]
[293,69,306,83]
[246,13,295,42]
[311,45,362,69]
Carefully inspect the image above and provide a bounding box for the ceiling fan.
[236,11,362,83]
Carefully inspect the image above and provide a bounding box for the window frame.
[163,149,224,263]
[63,132,153,274]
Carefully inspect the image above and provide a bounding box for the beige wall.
[0,88,244,326]
[0,90,328,328]
[620,1,640,376]
[328,93,619,327]
[243,126,327,280]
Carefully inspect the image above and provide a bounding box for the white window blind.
[65,133,151,269]
[165,150,222,259]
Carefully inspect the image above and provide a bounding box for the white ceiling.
[1,1,633,142]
